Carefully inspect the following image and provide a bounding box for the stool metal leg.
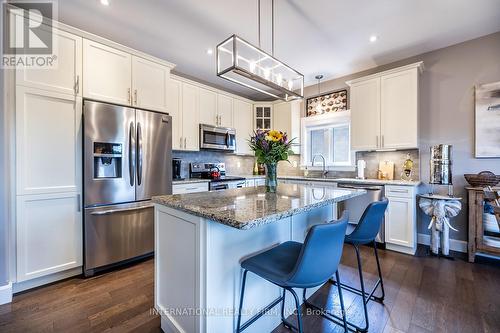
[373,241,385,301]
[335,271,348,333]
[236,269,248,333]
[288,288,303,333]
[354,245,369,332]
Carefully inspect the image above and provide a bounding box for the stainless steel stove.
[189,162,246,191]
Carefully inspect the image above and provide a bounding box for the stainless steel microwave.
[199,124,236,151]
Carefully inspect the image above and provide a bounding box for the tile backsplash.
[172,151,302,178]
[173,149,419,181]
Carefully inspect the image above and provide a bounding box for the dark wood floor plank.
[1,246,499,333]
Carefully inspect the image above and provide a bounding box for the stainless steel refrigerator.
[83,100,172,276]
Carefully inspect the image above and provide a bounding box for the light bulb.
[100,0,110,5]
[249,61,256,73]
[263,68,270,80]
[287,80,293,90]
[276,74,282,86]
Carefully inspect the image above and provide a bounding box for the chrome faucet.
[312,154,328,178]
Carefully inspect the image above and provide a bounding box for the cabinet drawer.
[173,182,209,194]
[385,185,413,198]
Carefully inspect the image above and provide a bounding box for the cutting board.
[378,161,395,180]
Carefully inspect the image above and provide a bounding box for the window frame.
[300,110,355,171]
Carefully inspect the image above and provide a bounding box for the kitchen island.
[152,183,365,333]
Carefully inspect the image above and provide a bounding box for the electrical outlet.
[237,161,241,168]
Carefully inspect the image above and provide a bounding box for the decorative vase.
[265,162,278,193]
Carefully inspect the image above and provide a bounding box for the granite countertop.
[172,178,211,185]
[153,183,365,230]
[238,175,421,186]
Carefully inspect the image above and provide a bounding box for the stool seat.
[241,241,302,287]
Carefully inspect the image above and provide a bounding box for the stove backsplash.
[172,151,302,178]
[172,149,419,181]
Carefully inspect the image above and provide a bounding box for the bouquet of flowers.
[248,130,295,192]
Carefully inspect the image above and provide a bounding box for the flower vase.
[265,163,278,193]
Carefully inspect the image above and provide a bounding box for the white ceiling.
[57,0,500,100]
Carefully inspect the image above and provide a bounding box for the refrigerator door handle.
[137,122,143,186]
[129,121,135,186]
[89,204,154,215]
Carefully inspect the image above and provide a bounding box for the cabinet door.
[17,192,82,282]
[132,56,169,112]
[199,88,218,126]
[83,39,131,105]
[233,99,253,155]
[350,78,380,151]
[217,94,233,127]
[168,79,183,150]
[17,25,82,96]
[181,83,200,150]
[380,68,418,149]
[385,196,414,248]
[273,101,301,153]
[16,87,82,195]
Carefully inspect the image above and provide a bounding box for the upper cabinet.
[199,87,218,126]
[16,25,82,96]
[347,62,422,151]
[168,78,183,150]
[233,99,254,155]
[273,101,301,154]
[83,39,172,112]
[217,94,233,127]
[132,56,169,112]
[254,104,273,130]
[181,82,200,151]
[83,39,132,105]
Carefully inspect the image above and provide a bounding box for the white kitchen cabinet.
[254,104,273,130]
[233,99,254,155]
[16,87,82,195]
[83,39,132,105]
[349,77,381,150]
[384,185,417,255]
[273,100,301,153]
[16,192,82,282]
[168,78,183,150]
[245,179,256,187]
[172,182,209,194]
[255,178,266,186]
[199,88,218,126]
[217,94,233,127]
[17,25,82,96]
[380,68,418,149]
[181,83,200,150]
[347,62,422,151]
[131,56,169,112]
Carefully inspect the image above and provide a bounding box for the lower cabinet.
[172,182,209,194]
[16,192,82,282]
[384,185,417,255]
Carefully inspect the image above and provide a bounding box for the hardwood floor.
[1,246,499,333]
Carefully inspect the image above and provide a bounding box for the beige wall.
[303,31,500,241]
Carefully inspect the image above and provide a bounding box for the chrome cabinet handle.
[376,135,379,148]
[90,204,154,216]
[389,189,408,193]
[134,89,138,105]
[382,135,385,148]
[76,194,81,212]
[137,122,143,186]
[75,75,79,94]
[180,137,183,149]
[127,88,131,103]
[129,122,135,186]
[184,137,187,149]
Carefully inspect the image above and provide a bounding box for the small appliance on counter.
[172,158,184,180]
[356,159,366,179]
[190,162,245,191]
[400,153,414,181]
[429,144,453,196]
[377,160,395,180]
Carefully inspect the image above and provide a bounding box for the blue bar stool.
[329,198,389,333]
[236,212,350,333]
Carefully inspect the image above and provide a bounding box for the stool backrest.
[348,198,388,244]
[286,211,349,288]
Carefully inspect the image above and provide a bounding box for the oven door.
[199,124,236,151]
[210,182,230,191]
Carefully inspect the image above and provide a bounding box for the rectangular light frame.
[216,34,304,101]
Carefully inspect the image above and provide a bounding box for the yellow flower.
[265,130,283,142]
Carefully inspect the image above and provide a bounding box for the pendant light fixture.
[216,0,304,101]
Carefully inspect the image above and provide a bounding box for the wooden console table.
[467,187,500,262]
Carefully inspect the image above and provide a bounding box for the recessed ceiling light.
[100,0,109,6]
[206,48,213,55]
[369,35,378,43]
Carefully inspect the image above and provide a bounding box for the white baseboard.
[13,266,82,293]
[0,282,13,305]
[417,233,467,253]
